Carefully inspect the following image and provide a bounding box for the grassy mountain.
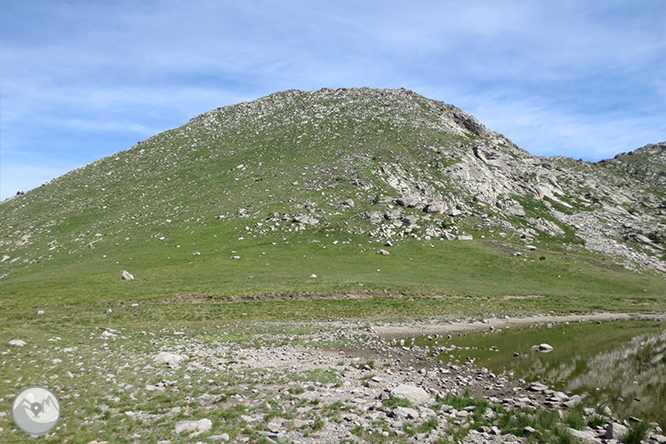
[1,87,665,316]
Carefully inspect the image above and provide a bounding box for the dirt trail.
[371,312,666,338]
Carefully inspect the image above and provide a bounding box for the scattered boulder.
[293,214,319,225]
[390,384,432,405]
[396,195,422,208]
[403,215,419,225]
[508,204,526,218]
[358,211,384,224]
[175,418,212,437]
[377,249,390,255]
[567,428,598,442]
[341,198,355,207]
[385,209,403,221]
[531,343,554,353]
[154,351,188,366]
[9,339,27,347]
[528,382,549,392]
[121,270,134,281]
[604,422,628,440]
[101,329,118,339]
[37,310,45,315]
[425,202,447,214]
[393,406,420,419]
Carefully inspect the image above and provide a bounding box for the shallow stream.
[412,319,666,428]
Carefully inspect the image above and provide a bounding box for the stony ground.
[3,316,666,443]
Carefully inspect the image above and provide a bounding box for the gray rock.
[523,426,538,436]
[341,198,355,207]
[101,329,118,339]
[403,215,419,225]
[154,352,188,366]
[9,339,26,347]
[568,428,601,443]
[390,384,431,405]
[293,214,319,225]
[121,270,134,281]
[377,249,390,255]
[426,202,447,214]
[175,418,212,437]
[508,204,526,218]
[531,343,554,353]
[394,406,420,419]
[633,233,654,244]
[385,209,403,221]
[396,195,422,208]
[605,422,628,440]
[564,394,582,408]
[528,382,549,392]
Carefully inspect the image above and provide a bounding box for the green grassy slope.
[1,88,665,320]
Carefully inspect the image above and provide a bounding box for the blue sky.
[1,0,665,200]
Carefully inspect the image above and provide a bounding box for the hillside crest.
[1,88,665,283]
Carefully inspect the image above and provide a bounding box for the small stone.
[310,274,317,278]
[377,249,390,255]
[9,339,26,347]
[37,310,45,315]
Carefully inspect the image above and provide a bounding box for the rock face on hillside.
[0,88,665,278]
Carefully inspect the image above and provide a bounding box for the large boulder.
[358,211,384,224]
[531,343,554,353]
[154,352,188,366]
[604,422,628,441]
[425,202,447,214]
[175,418,212,437]
[292,214,319,225]
[390,384,432,405]
[396,195,422,208]
[121,270,134,281]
